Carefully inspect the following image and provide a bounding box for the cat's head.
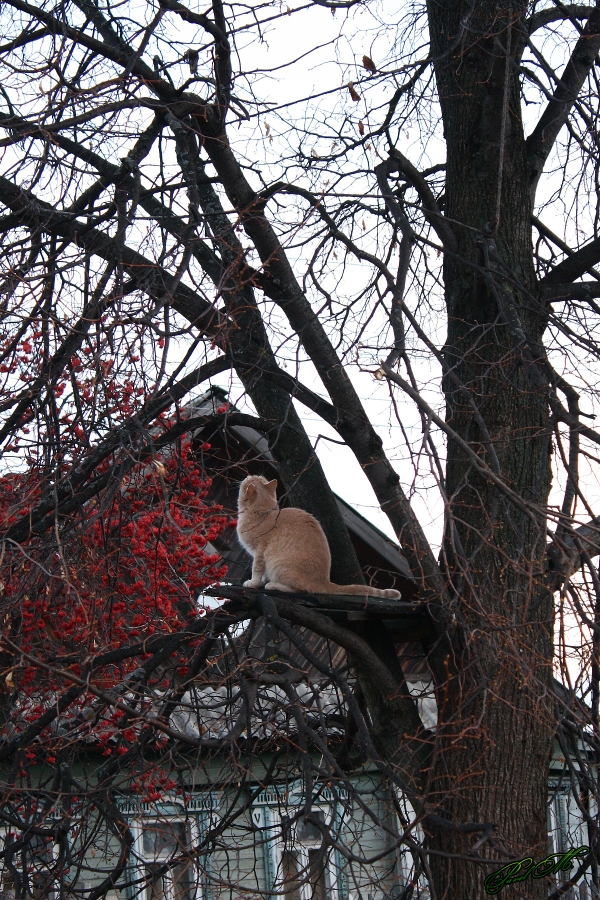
[238,475,278,511]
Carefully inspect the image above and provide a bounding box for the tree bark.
[425,2,555,896]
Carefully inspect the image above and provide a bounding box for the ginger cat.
[237,475,401,598]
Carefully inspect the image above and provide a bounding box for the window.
[0,829,58,900]
[0,829,17,900]
[134,819,200,900]
[274,809,338,900]
[547,787,594,900]
[548,791,569,855]
[390,794,430,899]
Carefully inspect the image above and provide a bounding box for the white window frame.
[547,785,595,900]
[131,816,202,900]
[266,806,340,900]
[548,789,570,855]
[389,793,430,900]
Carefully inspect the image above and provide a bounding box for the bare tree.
[0,0,599,898]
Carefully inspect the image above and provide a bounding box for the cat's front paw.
[244,579,260,589]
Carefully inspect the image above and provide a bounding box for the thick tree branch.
[0,175,227,335]
[543,281,600,302]
[209,584,424,618]
[542,234,600,285]
[6,0,174,100]
[374,159,412,365]
[0,410,267,543]
[386,150,456,251]
[526,1,600,198]
[548,515,600,580]
[534,214,600,287]
[526,5,593,35]
[157,0,228,45]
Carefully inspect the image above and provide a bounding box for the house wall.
[113,773,402,900]
[1,763,594,900]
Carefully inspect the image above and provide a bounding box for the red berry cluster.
[0,437,231,745]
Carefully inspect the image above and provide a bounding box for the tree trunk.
[425,2,555,896]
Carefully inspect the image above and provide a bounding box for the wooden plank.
[204,585,428,619]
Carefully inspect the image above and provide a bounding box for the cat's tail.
[325,582,401,600]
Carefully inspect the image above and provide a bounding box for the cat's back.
[237,502,324,546]
[274,506,327,540]
[264,506,331,589]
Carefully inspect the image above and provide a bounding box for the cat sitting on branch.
[237,475,401,599]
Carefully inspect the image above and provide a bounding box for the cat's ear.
[265,480,278,492]
[244,483,257,500]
